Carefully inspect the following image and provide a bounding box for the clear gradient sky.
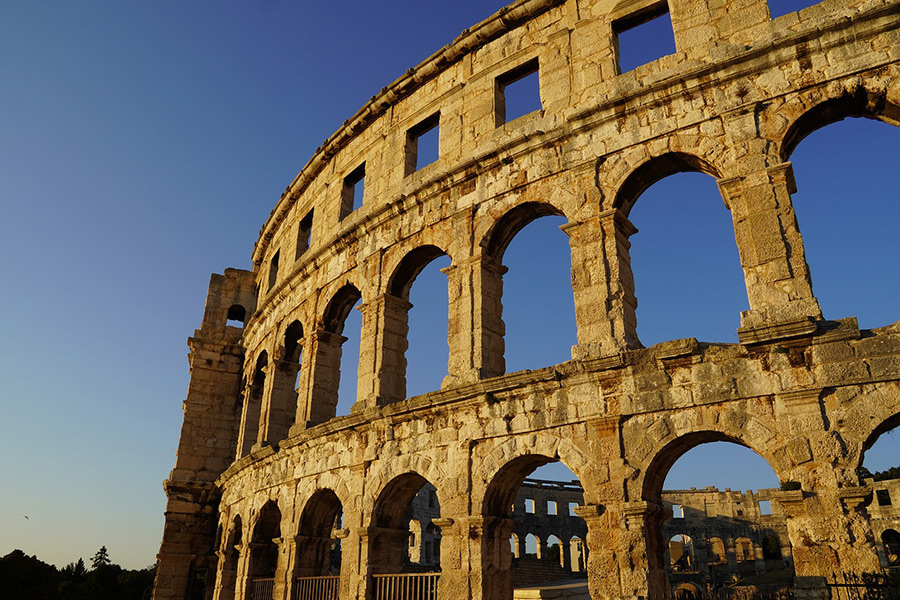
[1,0,898,571]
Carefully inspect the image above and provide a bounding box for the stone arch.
[216,515,242,600]
[546,534,564,567]
[569,536,585,572]
[237,350,270,457]
[477,435,591,517]
[882,529,900,566]
[667,533,697,573]
[294,488,344,579]
[481,201,568,261]
[708,536,726,564]
[377,244,452,402]
[303,283,364,425]
[477,438,590,600]
[597,133,732,213]
[227,304,247,326]
[249,500,282,580]
[777,80,900,163]
[260,320,305,446]
[386,244,450,300]
[322,283,363,335]
[630,417,787,503]
[366,468,444,580]
[612,152,722,217]
[525,533,542,559]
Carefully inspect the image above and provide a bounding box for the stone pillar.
[433,518,464,600]
[212,548,238,600]
[236,383,262,458]
[470,515,517,600]
[442,253,505,386]
[296,329,346,427]
[725,537,738,573]
[233,543,251,600]
[563,209,639,359]
[775,389,882,584]
[717,163,822,344]
[623,501,669,600]
[258,360,301,447]
[753,541,766,574]
[272,538,290,600]
[153,552,194,600]
[354,294,412,410]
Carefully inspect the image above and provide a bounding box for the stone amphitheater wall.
[152,0,900,599]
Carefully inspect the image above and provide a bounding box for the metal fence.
[249,578,275,600]
[293,575,340,600]
[827,572,900,600]
[372,572,439,600]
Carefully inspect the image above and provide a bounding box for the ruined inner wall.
[153,0,900,599]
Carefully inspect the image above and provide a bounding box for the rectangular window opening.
[768,0,822,19]
[759,500,772,515]
[568,502,578,517]
[267,250,280,292]
[547,500,558,516]
[405,112,440,176]
[613,2,676,74]
[525,498,535,514]
[672,504,684,518]
[876,489,892,506]
[495,58,541,126]
[295,209,314,260]
[340,163,366,220]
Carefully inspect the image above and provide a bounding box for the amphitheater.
[151,0,900,598]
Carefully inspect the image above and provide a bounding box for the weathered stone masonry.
[152,0,900,599]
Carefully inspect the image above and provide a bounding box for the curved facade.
[152,0,900,599]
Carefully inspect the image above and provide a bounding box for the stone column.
[717,163,822,344]
[469,515,517,600]
[212,549,238,600]
[774,389,881,584]
[622,501,669,600]
[433,518,464,600]
[233,543,251,600]
[295,329,347,427]
[442,253,506,386]
[236,383,262,459]
[354,294,412,411]
[725,537,738,573]
[563,209,639,359]
[272,538,290,600]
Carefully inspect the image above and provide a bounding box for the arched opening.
[386,246,451,399]
[673,582,702,600]
[546,535,563,568]
[261,321,303,446]
[646,433,792,597]
[237,351,268,457]
[482,455,588,599]
[368,473,442,599]
[308,285,362,425]
[484,202,576,374]
[668,534,697,573]
[859,415,900,569]
[618,153,747,345]
[227,304,246,328]
[881,530,900,567]
[217,516,241,600]
[783,94,900,329]
[293,489,343,599]
[248,502,281,599]
[709,537,726,564]
[762,535,783,562]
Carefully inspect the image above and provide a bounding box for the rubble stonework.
[151,0,900,598]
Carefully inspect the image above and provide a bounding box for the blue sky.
[1,0,898,570]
